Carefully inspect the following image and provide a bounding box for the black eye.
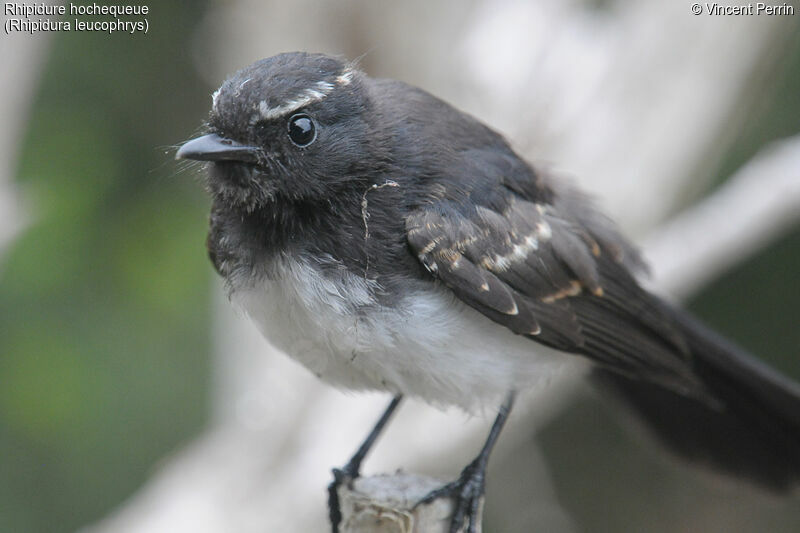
[287,113,316,146]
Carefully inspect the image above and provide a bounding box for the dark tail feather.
[593,302,800,491]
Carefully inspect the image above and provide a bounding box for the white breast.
[232,256,580,410]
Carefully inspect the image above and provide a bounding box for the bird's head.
[177,52,380,212]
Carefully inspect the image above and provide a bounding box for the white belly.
[232,256,579,410]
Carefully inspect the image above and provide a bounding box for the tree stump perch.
[336,472,480,533]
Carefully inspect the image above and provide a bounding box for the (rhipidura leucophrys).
[177,52,800,532]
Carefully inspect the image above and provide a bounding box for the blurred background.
[1,1,799,532]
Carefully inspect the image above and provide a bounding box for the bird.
[177,51,800,533]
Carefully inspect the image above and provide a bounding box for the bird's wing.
[404,150,701,395]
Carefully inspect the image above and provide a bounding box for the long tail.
[594,302,800,491]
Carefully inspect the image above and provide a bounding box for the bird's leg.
[416,391,516,533]
[328,394,403,533]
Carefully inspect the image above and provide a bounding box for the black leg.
[328,395,403,532]
[417,391,516,533]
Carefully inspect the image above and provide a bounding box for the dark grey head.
[177,52,380,212]
[178,52,520,285]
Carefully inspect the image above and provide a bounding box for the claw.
[328,466,356,533]
[415,392,516,533]
[328,396,403,533]
[416,458,486,533]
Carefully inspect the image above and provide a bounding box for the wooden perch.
[336,473,468,533]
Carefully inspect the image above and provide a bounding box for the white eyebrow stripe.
[336,68,354,86]
[256,69,355,121]
[258,80,334,120]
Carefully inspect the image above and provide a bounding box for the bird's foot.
[328,395,404,533]
[327,461,359,533]
[416,457,487,533]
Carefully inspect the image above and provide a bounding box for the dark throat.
[207,188,421,291]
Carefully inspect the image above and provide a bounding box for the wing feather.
[405,167,703,396]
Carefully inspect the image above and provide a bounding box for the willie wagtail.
[177,52,800,533]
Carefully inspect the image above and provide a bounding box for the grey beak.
[176,133,260,163]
